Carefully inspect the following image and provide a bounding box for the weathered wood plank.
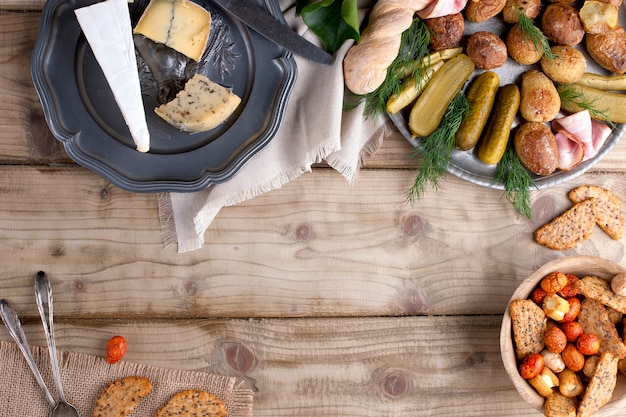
[1,165,624,319]
[0,316,545,417]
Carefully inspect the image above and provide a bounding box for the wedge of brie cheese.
[155,73,241,133]
[134,0,212,62]
[75,0,150,153]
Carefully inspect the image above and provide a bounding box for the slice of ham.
[552,110,612,170]
[417,0,469,19]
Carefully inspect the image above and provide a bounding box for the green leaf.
[295,0,360,53]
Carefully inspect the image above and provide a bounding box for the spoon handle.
[35,271,67,403]
[0,299,56,406]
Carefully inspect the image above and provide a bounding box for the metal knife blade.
[213,0,334,65]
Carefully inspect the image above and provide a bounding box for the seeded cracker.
[155,389,227,417]
[509,299,547,359]
[577,352,618,417]
[573,276,626,314]
[568,185,624,240]
[577,298,626,359]
[544,393,576,417]
[93,376,152,417]
[534,198,597,250]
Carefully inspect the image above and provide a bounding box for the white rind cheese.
[134,0,212,62]
[155,74,241,133]
[75,0,150,153]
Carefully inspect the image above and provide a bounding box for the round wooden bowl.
[500,255,626,413]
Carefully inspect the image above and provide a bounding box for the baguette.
[343,0,432,95]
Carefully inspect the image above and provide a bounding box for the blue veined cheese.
[155,74,241,133]
[75,0,150,152]
[133,0,212,61]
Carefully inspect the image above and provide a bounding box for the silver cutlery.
[0,272,79,417]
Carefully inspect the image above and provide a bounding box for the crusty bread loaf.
[343,0,432,95]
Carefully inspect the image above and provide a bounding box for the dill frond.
[517,11,555,61]
[495,144,536,219]
[407,91,470,204]
[558,84,617,129]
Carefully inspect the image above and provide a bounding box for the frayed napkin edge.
[193,134,341,235]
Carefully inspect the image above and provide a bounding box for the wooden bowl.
[500,255,626,413]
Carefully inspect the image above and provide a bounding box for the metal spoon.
[35,271,80,417]
[0,298,56,407]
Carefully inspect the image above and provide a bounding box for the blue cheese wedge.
[75,0,150,152]
[154,74,241,133]
[133,0,212,62]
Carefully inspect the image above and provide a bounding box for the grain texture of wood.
[0,316,546,416]
[0,165,624,321]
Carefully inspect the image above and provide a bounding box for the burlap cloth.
[158,0,392,253]
[0,340,253,417]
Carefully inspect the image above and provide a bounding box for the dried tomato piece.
[105,335,127,364]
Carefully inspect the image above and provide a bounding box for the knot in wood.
[381,373,408,398]
[402,215,423,237]
[224,342,256,374]
[465,352,485,367]
[295,224,312,242]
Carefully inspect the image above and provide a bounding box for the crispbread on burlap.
[577,352,619,417]
[568,185,624,240]
[577,298,626,360]
[93,376,153,417]
[510,299,547,360]
[574,276,626,314]
[534,198,598,250]
[155,390,227,417]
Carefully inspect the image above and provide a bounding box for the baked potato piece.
[520,70,561,123]
[466,31,508,70]
[506,23,543,65]
[540,45,586,83]
[514,122,559,176]
[541,4,584,46]
[424,13,464,51]
[465,0,506,23]
[586,28,626,74]
[579,1,619,34]
[502,0,541,24]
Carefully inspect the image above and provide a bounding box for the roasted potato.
[579,1,619,34]
[506,23,543,65]
[540,45,586,83]
[464,0,506,23]
[586,27,626,74]
[424,13,464,51]
[514,122,559,176]
[466,31,508,70]
[502,0,541,24]
[541,4,585,46]
[520,70,561,122]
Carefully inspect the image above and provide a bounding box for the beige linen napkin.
[158,0,392,252]
[0,340,253,417]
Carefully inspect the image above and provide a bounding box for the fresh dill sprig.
[407,91,470,204]
[517,11,555,61]
[558,84,617,129]
[345,17,431,118]
[495,143,536,219]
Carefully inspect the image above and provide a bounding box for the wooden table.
[1,2,626,416]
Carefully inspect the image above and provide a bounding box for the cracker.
[155,390,227,417]
[93,376,153,417]
[577,352,618,417]
[534,198,597,250]
[509,299,547,359]
[544,393,576,417]
[577,298,626,359]
[568,185,624,240]
[574,276,626,314]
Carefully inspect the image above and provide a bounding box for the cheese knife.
[213,0,334,65]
